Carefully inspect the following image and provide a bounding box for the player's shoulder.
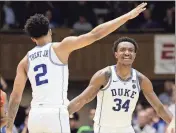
[90,66,112,87]
[17,55,28,73]
[19,55,28,65]
[52,42,61,49]
[134,69,151,85]
[97,66,112,77]
[94,66,112,84]
[133,69,145,79]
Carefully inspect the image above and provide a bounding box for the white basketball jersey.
[94,65,141,127]
[27,43,69,108]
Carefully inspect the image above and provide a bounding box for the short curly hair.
[113,37,138,53]
[24,14,49,38]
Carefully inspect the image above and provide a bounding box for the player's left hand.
[166,118,175,133]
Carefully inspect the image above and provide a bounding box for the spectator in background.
[132,103,144,126]
[45,10,58,29]
[69,113,79,133]
[18,107,30,133]
[166,84,175,133]
[168,84,176,116]
[134,110,156,133]
[0,89,8,128]
[0,74,8,91]
[73,16,93,33]
[19,116,28,133]
[147,106,166,133]
[2,1,17,30]
[145,107,156,126]
[77,109,94,133]
[0,89,19,133]
[140,9,160,29]
[145,106,167,133]
[76,1,97,27]
[159,81,174,105]
[163,8,175,32]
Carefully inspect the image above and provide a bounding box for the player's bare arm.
[6,56,28,132]
[138,72,173,124]
[53,3,147,63]
[68,67,111,115]
[0,91,7,127]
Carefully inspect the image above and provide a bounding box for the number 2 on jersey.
[113,98,130,112]
[34,64,48,86]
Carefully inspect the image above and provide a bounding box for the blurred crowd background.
[0,1,175,133]
[0,1,175,33]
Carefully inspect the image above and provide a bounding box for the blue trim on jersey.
[135,70,141,93]
[27,51,30,75]
[101,66,112,91]
[101,78,112,91]
[114,65,133,82]
[98,91,104,126]
[35,42,50,48]
[49,44,67,66]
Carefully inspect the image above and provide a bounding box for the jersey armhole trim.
[27,52,30,76]
[49,44,67,66]
[135,70,141,93]
[101,66,112,91]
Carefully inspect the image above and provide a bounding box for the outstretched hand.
[127,2,147,19]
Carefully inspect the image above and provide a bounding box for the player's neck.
[36,37,52,46]
[115,64,132,80]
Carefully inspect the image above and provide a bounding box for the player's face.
[115,42,136,66]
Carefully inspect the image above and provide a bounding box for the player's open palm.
[127,2,147,19]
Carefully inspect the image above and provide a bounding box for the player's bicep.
[141,76,163,111]
[11,58,27,99]
[60,32,97,52]
[79,70,106,103]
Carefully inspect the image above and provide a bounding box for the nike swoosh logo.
[113,80,118,82]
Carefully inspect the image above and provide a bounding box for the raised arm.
[139,72,173,124]
[6,56,28,132]
[68,67,111,115]
[54,3,147,54]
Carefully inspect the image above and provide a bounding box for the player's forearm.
[68,98,86,115]
[156,105,173,124]
[91,13,130,40]
[6,95,21,130]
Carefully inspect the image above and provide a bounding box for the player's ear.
[49,29,52,36]
[114,52,118,59]
[133,53,136,59]
[31,37,36,43]
[134,53,136,58]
